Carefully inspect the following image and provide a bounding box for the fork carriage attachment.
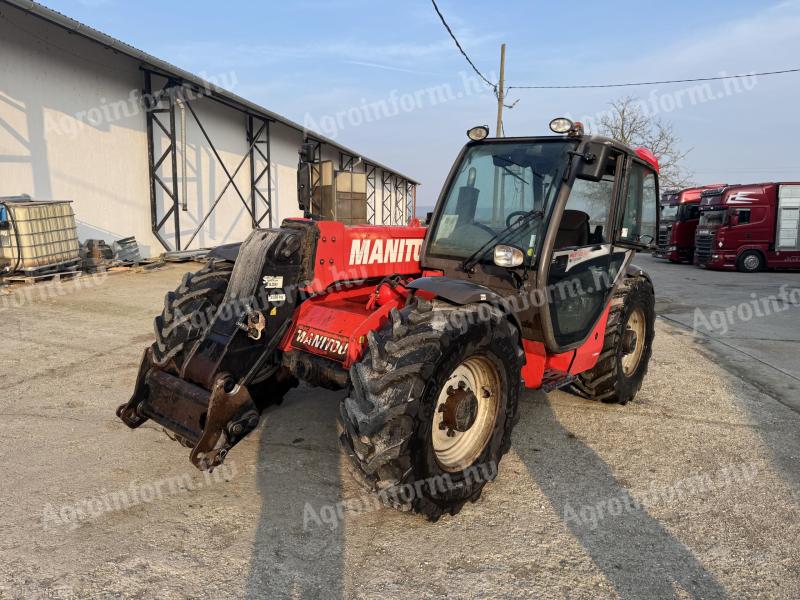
[116,222,320,470]
[117,348,260,469]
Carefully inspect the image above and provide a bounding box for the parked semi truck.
[656,184,725,263]
[695,183,800,272]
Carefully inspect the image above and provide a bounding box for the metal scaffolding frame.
[381,171,394,225]
[395,178,406,225]
[406,181,416,221]
[249,116,271,228]
[144,71,181,251]
[339,151,357,172]
[365,163,377,224]
[145,69,273,251]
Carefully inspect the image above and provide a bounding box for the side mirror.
[299,142,316,164]
[297,163,311,212]
[425,212,433,225]
[576,142,613,182]
[494,244,524,268]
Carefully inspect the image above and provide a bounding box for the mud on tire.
[339,297,525,520]
[570,275,655,405]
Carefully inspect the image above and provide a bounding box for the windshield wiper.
[460,209,544,273]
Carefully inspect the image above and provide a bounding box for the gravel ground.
[0,264,798,599]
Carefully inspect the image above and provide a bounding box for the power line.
[507,68,800,90]
[430,0,497,92]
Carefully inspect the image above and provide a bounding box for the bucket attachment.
[117,348,260,470]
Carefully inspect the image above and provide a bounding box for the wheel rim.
[621,307,646,377]
[743,254,760,271]
[432,356,501,473]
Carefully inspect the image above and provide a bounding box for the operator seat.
[555,210,590,249]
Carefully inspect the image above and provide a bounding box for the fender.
[407,276,525,334]
[207,242,241,263]
[407,276,502,305]
[625,263,652,286]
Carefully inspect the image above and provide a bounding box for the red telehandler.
[118,119,660,519]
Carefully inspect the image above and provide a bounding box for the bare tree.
[596,96,693,190]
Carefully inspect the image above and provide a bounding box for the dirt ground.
[0,264,798,599]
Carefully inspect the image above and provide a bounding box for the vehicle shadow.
[515,390,727,599]
[245,385,346,600]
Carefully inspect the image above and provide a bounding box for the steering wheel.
[473,222,497,236]
[506,211,530,228]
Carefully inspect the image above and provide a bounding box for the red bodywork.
[280,220,607,389]
[656,184,724,263]
[695,182,800,270]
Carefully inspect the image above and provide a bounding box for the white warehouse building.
[0,0,419,258]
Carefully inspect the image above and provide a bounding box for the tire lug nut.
[439,421,447,430]
[482,387,491,398]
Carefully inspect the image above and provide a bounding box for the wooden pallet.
[6,270,82,285]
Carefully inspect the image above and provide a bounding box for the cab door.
[614,158,660,251]
[544,150,624,350]
[608,156,659,288]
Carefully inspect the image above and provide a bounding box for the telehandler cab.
[118,118,660,519]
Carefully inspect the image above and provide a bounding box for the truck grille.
[695,233,714,264]
[657,225,672,248]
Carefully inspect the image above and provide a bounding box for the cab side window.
[736,208,751,225]
[618,162,658,245]
[557,155,618,248]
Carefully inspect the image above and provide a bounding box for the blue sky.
[40,0,800,207]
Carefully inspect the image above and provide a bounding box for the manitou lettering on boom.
[348,238,423,266]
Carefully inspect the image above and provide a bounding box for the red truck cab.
[656,184,725,263]
[695,182,800,272]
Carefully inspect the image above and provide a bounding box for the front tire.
[571,275,655,405]
[737,250,764,273]
[339,297,524,520]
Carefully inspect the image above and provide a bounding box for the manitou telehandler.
[118,118,660,519]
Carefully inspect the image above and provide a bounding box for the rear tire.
[737,250,764,273]
[339,297,524,520]
[152,259,295,408]
[571,275,655,405]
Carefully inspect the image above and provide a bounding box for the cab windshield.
[699,209,727,228]
[428,140,575,262]
[661,205,679,222]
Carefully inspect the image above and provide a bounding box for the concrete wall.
[0,4,415,259]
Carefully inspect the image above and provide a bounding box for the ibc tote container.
[0,198,80,272]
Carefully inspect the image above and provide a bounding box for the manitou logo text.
[292,326,349,362]
[348,238,423,266]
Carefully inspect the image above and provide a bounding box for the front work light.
[494,244,525,268]
[467,125,490,141]
[549,118,573,134]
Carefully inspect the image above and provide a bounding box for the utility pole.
[495,43,506,137]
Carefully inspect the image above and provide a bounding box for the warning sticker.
[263,275,284,288]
